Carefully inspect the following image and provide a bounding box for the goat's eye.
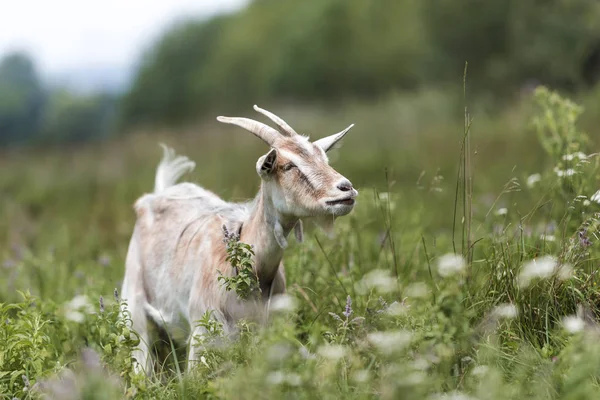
[283,163,296,171]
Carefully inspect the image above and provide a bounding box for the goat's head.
[217,105,358,218]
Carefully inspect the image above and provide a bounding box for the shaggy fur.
[120,107,358,374]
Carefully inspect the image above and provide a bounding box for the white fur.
[154,144,196,193]
[121,118,357,375]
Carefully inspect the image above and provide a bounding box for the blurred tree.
[120,0,600,128]
[40,90,117,144]
[120,15,230,127]
[425,0,600,92]
[0,52,45,145]
[507,0,600,89]
[121,0,429,128]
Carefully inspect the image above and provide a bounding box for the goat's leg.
[129,300,153,375]
[187,325,208,371]
[186,307,230,371]
[121,236,153,375]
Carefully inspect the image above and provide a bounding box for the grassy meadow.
[1,86,600,399]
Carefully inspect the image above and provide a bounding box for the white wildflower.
[67,295,93,310]
[526,173,541,188]
[495,207,508,216]
[539,234,555,242]
[353,370,370,382]
[412,357,431,371]
[63,295,94,323]
[583,200,591,206]
[591,190,600,204]
[492,303,518,319]
[471,365,489,377]
[562,315,585,334]
[554,167,577,177]
[270,294,297,313]
[267,343,292,362]
[385,301,409,316]
[367,330,412,353]
[402,371,426,385]
[299,346,316,360]
[377,192,396,211]
[436,253,466,277]
[405,282,429,299]
[65,310,85,323]
[562,152,587,161]
[286,373,301,386]
[518,255,572,287]
[317,344,347,360]
[266,371,285,385]
[431,392,478,400]
[355,269,396,295]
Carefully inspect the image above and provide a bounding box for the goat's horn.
[216,116,279,146]
[313,124,354,152]
[253,105,298,137]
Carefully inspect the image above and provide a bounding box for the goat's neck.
[240,184,296,286]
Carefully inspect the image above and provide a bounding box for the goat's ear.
[294,219,304,243]
[256,148,277,177]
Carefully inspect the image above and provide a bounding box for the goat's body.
[122,107,357,375]
[122,161,286,373]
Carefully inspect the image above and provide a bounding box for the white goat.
[120,105,358,374]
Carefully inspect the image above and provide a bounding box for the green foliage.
[0,52,117,147]
[425,0,600,91]
[121,0,600,127]
[0,53,45,145]
[120,16,230,126]
[532,86,588,159]
[0,291,60,396]
[0,291,142,398]
[530,86,600,227]
[40,90,117,144]
[120,0,429,127]
[218,226,261,300]
[325,295,365,345]
[1,87,600,398]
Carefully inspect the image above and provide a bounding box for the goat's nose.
[337,180,354,192]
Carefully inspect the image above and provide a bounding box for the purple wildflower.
[11,243,25,261]
[578,230,592,248]
[343,295,353,318]
[98,255,111,267]
[99,296,105,313]
[222,224,240,244]
[114,288,119,302]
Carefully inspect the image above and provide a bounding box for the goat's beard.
[307,214,337,238]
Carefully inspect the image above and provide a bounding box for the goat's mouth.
[326,197,356,206]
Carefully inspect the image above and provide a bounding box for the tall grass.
[0,87,599,399]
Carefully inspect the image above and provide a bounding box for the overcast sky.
[0,0,247,74]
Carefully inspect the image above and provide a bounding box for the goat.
[120,105,358,374]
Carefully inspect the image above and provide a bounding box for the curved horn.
[313,124,354,152]
[216,116,279,146]
[253,105,298,137]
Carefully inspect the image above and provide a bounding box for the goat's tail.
[154,144,196,193]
